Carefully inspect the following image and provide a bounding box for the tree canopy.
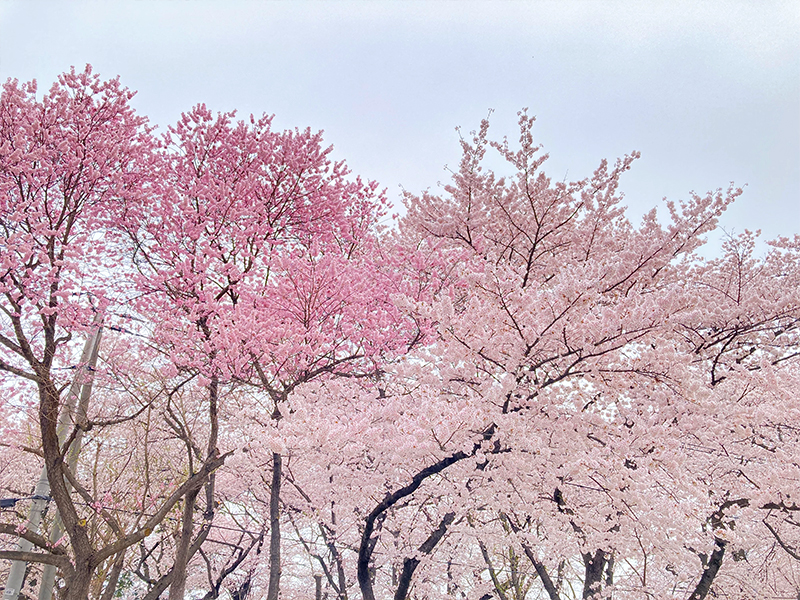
[1,67,798,600]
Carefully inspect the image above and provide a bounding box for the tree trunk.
[520,544,561,600]
[6,324,102,600]
[40,380,95,600]
[504,515,561,600]
[267,452,282,600]
[140,517,213,600]
[63,562,94,600]
[39,324,103,600]
[169,371,220,600]
[581,549,608,600]
[687,539,726,600]
[478,540,509,600]
[357,426,495,600]
[394,512,455,600]
[168,487,201,600]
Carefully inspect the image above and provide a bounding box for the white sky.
[0,0,798,255]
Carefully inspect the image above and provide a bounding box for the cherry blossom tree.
[350,111,800,600]
[0,66,175,599]
[123,102,418,600]
[3,67,798,600]
[0,69,416,600]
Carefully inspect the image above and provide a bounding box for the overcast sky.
[0,1,797,255]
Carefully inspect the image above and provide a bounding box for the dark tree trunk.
[63,562,94,600]
[266,452,282,600]
[358,424,497,600]
[687,539,726,600]
[168,487,200,600]
[520,544,562,600]
[394,512,455,600]
[39,379,94,600]
[169,374,219,600]
[581,549,608,599]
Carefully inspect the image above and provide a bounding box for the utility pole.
[3,318,103,600]
[0,471,52,600]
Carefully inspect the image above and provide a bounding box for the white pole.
[1,470,52,600]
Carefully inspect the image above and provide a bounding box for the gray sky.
[1,1,798,255]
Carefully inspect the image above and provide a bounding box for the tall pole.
[3,318,103,600]
[0,471,52,600]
